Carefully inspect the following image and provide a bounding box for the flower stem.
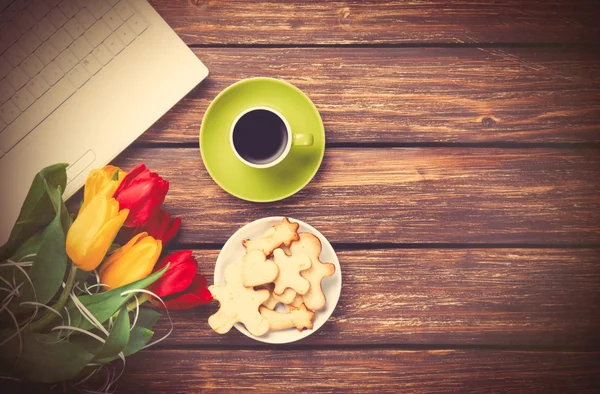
[26,262,78,332]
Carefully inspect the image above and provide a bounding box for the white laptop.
[0,0,209,245]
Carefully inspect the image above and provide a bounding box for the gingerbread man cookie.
[256,283,279,310]
[272,248,311,295]
[208,260,270,336]
[285,293,305,312]
[273,287,297,305]
[243,218,299,255]
[259,304,315,332]
[289,233,335,311]
[242,250,279,287]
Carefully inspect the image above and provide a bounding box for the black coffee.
[232,109,288,165]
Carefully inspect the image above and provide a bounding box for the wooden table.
[113,1,600,392]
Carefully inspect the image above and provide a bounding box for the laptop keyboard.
[0,0,149,157]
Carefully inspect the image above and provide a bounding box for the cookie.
[289,233,335,311]
[256,283,279,310]
[272,248,311,295]
[242,250,279,287]
[259,304,315,332]
[208,260,270,336]
[273,287,297,304]
[285,293,305,312]
[243,218,300,255]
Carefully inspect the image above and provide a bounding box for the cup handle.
[292,133,314,147]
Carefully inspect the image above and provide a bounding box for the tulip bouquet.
[0,163,212,390]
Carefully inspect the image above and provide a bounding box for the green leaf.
[18,187,67,306]
[136,308,161,329]
[111,170,119,181]
[96,327,154,364]
[0,163,68,262]
[0,332,94,383]
[94,309,160,364]
[94,305,129,361]
[8,231,45,263]
[67,265,168,331]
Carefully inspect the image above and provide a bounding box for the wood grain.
[148,0,600,45]
[111,147,600,244]
[137,48,600,144]
[117,349,600,393]
[149,249,600,347]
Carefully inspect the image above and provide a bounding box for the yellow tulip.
[99,232,162,290]
[81,165,127,211]
[66,195,129,271]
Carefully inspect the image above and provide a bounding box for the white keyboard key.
[127,13,148,36]
[115,0,134,21]
[58,0,79,19]
[82,53,101,75]
[15,10,37,34]
[26,73,50,98]
[6,67,29,90]
[75,0,90,7]
[69,36,92,60]
[102,9,123,31]
[40,61,64,85]
[21,53,44,77]
[18,31,42,55]
[103,33,124,56]
[0,77,76,151]
[12,87,35,111]
[48,7,68,28]
[0,57,11,80]
[5,44,27,67]
[1,22,21,46]
[64,18,85,39]
[0,38,9,56]
[91,44,112,65]
[0,117,6,134]
[107,0,120,6]
[46,0,61,8]
[55,48,78,73]
[75,8,95,30]
[0,80,15,104]
[32,17,56,41]
[115,23,135,45]
[0,100,20,124]
[85,20,112,47]
[35,41,59,65]
[29,1,51,21]
[67,63,89,88]
[88,0,110,20]
[50,28,73,52]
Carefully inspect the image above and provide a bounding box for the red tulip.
[144,209,181,245]
[113,164,168,227]
[162,275,212,310]
[149,250,212,310]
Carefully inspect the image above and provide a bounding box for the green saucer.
[200,78,325,202]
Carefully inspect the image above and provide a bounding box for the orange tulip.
[66,195,129,271]
[81,165,127,211]
[99,232,162,289]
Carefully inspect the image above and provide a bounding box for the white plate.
[214,216,342,344]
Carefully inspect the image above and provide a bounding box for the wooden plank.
[149,0,600,45]
[111,147,600,244]
[118,349,600,392]
[148,249,600,347]
[138,48,600,144]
